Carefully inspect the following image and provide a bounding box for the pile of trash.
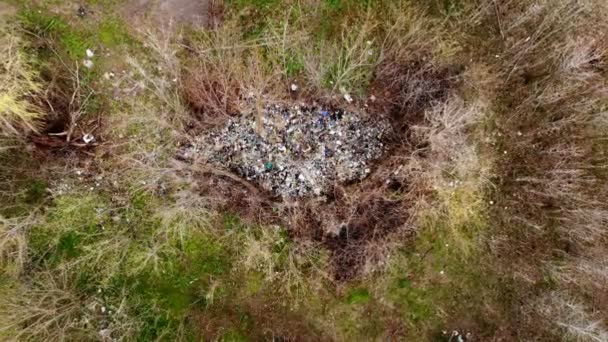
[182,104,390,198]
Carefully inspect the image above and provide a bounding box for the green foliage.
[28,194,107,265]
[98,18,131,48]
[283,50,305,77]
[346,287,371,304]
[23,179,47,204]
[19,9,92,59]
[15,190,237,340]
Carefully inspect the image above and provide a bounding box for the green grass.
[19,9,92,59]
[98,18,132,48]
[17,190,236,340]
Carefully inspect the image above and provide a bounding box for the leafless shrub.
[553,250,608,291]
[181,56,241,125]
[537,293,608,342]
[128,21,185,122]
[38,62,96,144]
[0,271,97,341]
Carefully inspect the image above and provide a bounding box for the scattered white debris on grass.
[83,133,95,144]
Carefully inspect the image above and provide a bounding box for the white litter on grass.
[99,329,112,339]
[344,93,353,103]
[83,133,95,144]
[86,49,94,58]
[290,83,298,91]
[83,59,94,69]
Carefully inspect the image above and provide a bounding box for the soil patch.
[126,0,223,28]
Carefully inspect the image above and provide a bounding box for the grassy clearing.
[0,0,607,340]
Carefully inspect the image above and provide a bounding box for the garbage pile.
[183,104,390,198]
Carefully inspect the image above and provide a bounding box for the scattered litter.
[369,95,376,102]
[83,133,95,144]
[290,83,298,91]
[77,5,87,17]
[101,306,106,313]
[83,59,94,69]
[184,104,390,198]
[86,49,94,58]
[99,329,112,339]
[343,93,353,103]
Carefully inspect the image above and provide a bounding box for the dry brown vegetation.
[143,0,608,338]
[0,21,43,138]
[1,0,608,340]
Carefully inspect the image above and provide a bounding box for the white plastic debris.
[290,83,298,91]
[99,329,112,339]
[83,59,94,69]
[83,133,95,144]
[370,95,376,102]
[344,93,353,103]
[192,104,389,198]
[86,49,94,58]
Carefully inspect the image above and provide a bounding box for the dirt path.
[127,0,219,27]
[0,2,16,20]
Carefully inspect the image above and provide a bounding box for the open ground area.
[1,0,608,340]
